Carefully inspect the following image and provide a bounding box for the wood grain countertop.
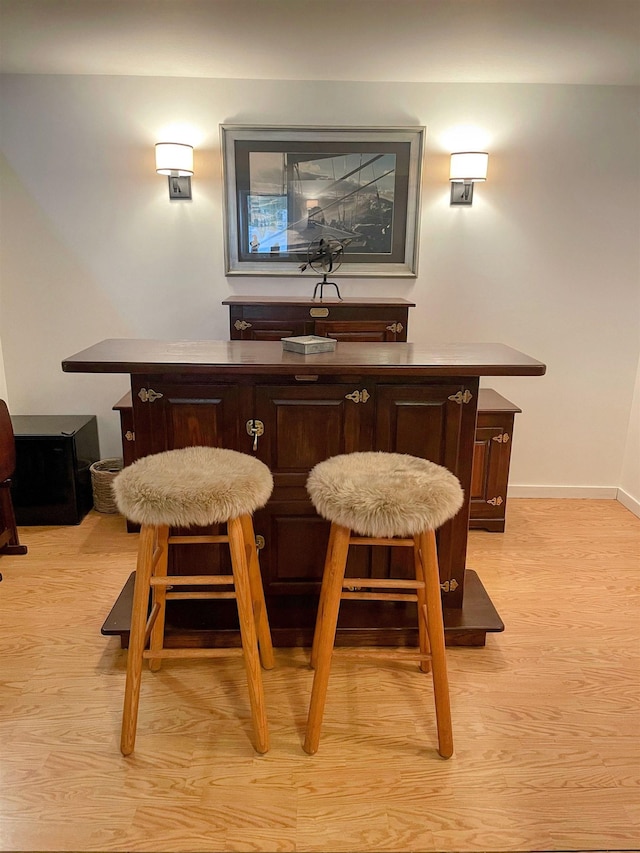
[62,339,547,378]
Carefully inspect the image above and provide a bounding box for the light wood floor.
[1,499,639,853]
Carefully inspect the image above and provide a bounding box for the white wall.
[0,75,638,502]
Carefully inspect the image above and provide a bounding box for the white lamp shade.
[155,142,194,176]
[449,151,489,182]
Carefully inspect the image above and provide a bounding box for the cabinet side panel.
[470,411,517,530]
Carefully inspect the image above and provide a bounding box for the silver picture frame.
[221,125,425,278]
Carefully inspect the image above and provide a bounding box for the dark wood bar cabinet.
[62,339,545,649]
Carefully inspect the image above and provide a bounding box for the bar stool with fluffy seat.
[304,451,464,758]
[113,446,274,756]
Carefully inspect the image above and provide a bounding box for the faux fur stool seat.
[113,446,274,757]
[113,446,274,528]
[304,451,464,759]
[306,451,464,538]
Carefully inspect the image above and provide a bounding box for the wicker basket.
[90,458,123,513]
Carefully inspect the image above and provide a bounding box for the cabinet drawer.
[233,319,313,340]
[315,319,402,342]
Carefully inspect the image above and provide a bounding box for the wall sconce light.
[155,142,194,200]
[449,151,489,205]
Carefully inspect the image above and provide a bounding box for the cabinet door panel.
[132,380,242,456]
[254,385,374,592]
[375,384,464,468]
[256,504,371,593]
[471,438,490,498]
[255,385,374,479]
[131,380,245,580]
[167,399,229,449]
[470,412,516,526]
[375,383,473,599]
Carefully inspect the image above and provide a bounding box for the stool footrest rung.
[342,577,425,589]
[332,649,432,662]
[150,574,233,587]
[349,536,414,547]
[166,590,237,600]
[143,648,242,660]
[342,591,418,602]
[168,535,229,545]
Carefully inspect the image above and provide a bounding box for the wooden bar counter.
[62,339,545,648]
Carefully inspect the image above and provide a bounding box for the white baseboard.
[616,488,640,519]
[507,485,640,518]
[507,485,618,499]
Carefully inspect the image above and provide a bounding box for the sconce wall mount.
[155,142,193,200]
[449,151,489,206]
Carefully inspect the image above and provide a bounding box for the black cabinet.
[10,415,100,525]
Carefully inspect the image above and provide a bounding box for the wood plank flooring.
[0,499,639,852]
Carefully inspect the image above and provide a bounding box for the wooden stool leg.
[310,523,337,669]
[121,524,156,756]
[413,535,432,674]
[304,523,351,755]
[148,524,169,672]
[228,516,269,754]
[419,529,453,759]
[239,514,274,671]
